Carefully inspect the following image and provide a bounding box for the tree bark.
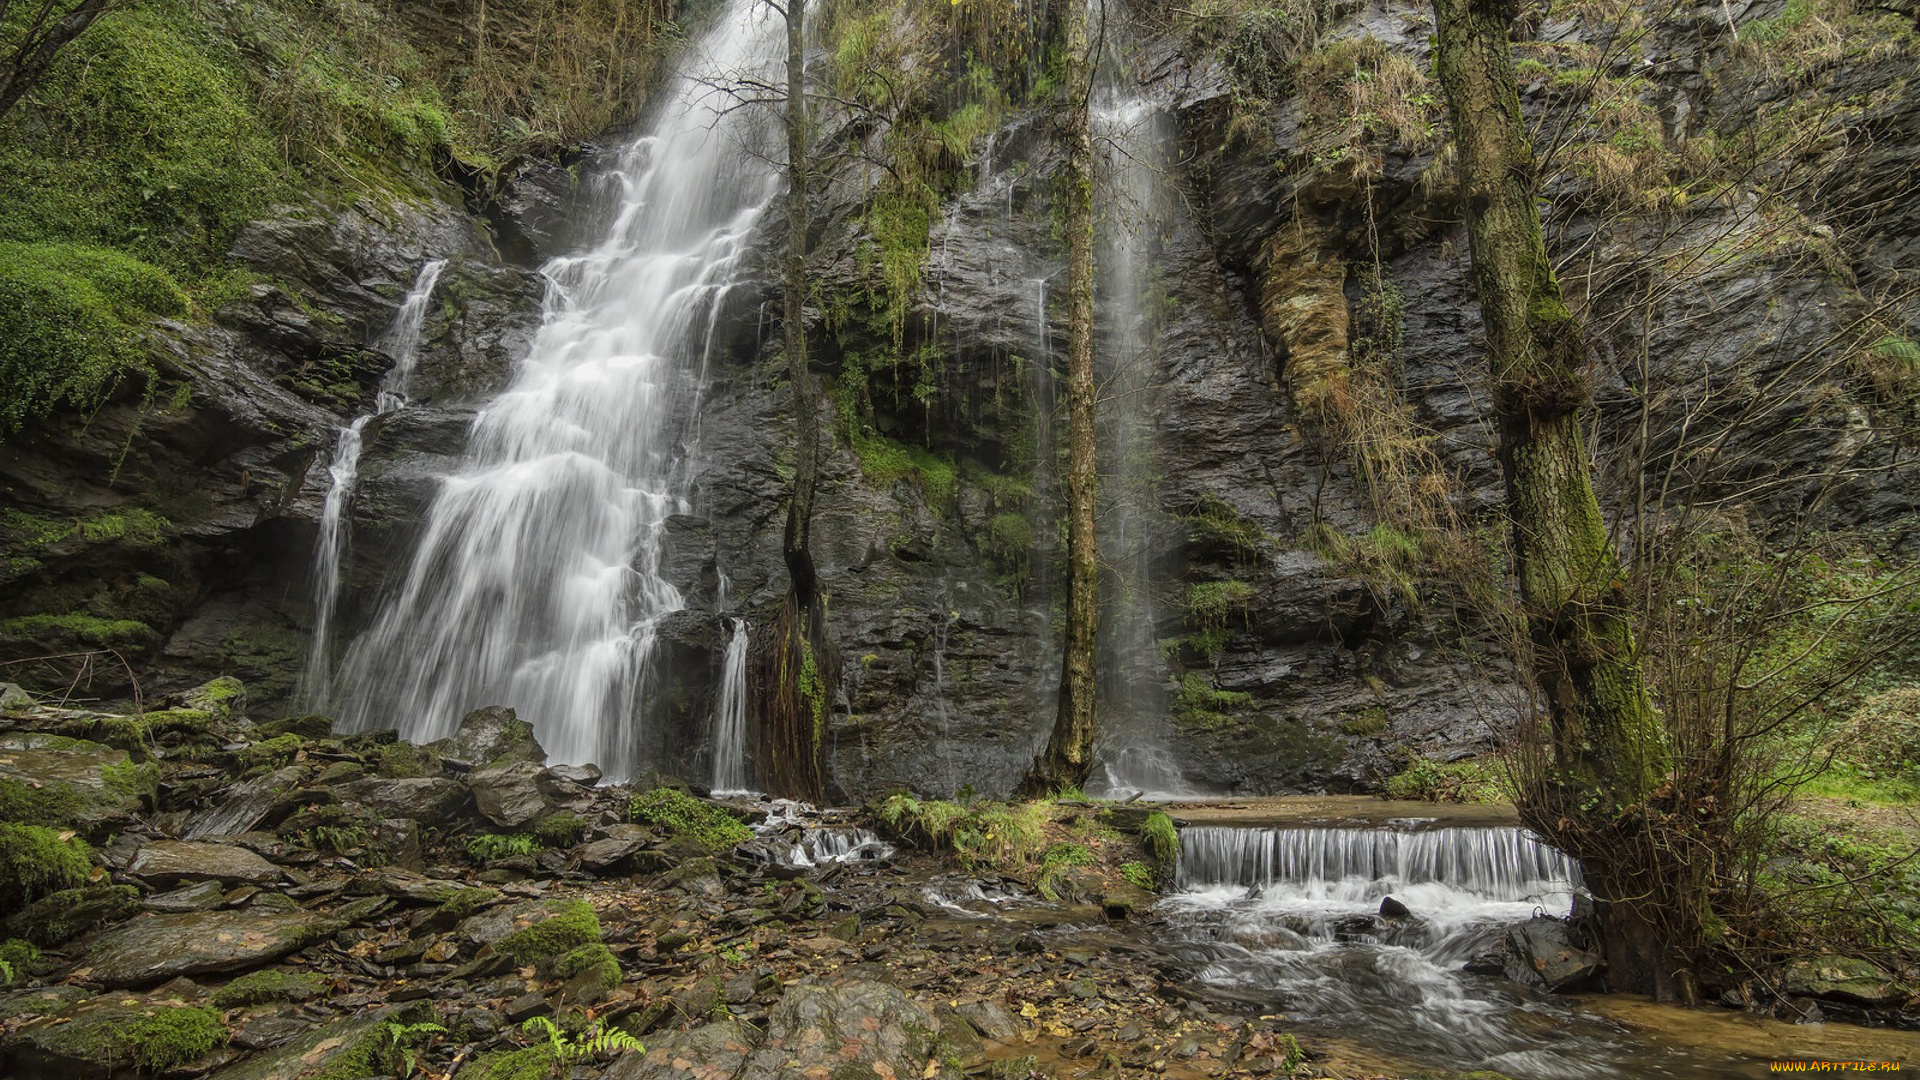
[1432,0,1673,992]
[0,0,114,125]
[1023,0,1098,797]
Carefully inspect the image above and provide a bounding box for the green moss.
[75,508,173,548]
[0,778,89,829]
[1184,580,1256,628]
[1172,671,1254,729]
[1036,842,1094,901]
[496,899,601,967]
[848,427,958,509]
[627,788,752,852]
[552,941,621,994]
[1139,811,1179,869]
[1182,493,1271,558]
[235,732,307,769]
[0,824,91,914]
[1341,707,1390,736]
[1118,860,1158,891]
[464,1044,562,1080]
[3,884,141,946]
[220,624,303,707]
[0,938,38,983]
[212,969,326,1008]
[375,741,435,778]
[532,812,588,849]
[1380,756,1511,803]
[0,613,158,653]
[45,1003,228,1071]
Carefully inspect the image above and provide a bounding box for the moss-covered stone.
[495,898,601,967]
[2,884,140,946]
[552,941,621,1000]
[211,969,326,1008]
[234,732,307,770]
[627,788,752,852]
[0,824,91,915]
[375,740,436,778]
[532,810,588,848]
[461,1044,562,1080]
[29,1001,228,1072]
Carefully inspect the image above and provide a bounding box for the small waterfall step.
[1177,824,1581,901]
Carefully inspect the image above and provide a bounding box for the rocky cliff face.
[3,0,1914,799]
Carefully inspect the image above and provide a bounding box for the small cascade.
[1085,3,1191,800]
[733,799,894,871]
[1155,822,1646,1079]
[1177,825,1581,902]
[302,258,447,701]
[711,618,752,796]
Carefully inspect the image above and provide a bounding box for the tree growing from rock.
[1431,0,1674,993]
[1022,0,1100,797]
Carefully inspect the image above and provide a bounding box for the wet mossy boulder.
[5,997,228,1076]
[428,705,545,768]
[0,824,92,918]
[0,733,157,831]
[2,884,140,947]
[1780,955,1905,1007]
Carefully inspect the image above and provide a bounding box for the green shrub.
[0,824,92,915]
[626,788,751,851]
[1184,580,1255,627]
[1139,811,1179,869]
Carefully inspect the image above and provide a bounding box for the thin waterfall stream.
[302,258,447,701]
[710,618,751,796]
[1086,2,1193,800]
[322,0,784,780]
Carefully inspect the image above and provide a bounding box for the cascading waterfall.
[711,618,751,795]
[326,0,784,780]
[301,259,447,701]
[1086,3,1191,799]
[1158,823,1649,1079]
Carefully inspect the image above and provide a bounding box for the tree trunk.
[0,0,114,125]
[756,0,829,802]
[1432,0,1673,991]
[1022,0,1098,797]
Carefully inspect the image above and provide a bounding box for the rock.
[1779,956,1904,1008]
[76,909,331,987]
[570,825,652,873]
[607,978,944,1080]
[128,840,283,886]
[208,1002,428,1080]
[3,885,142,946]
[144,880,230,913]
[0,684,31,712]
[427,706,546,768]
[954,998,1020,1039]
[1500,916,1601,993]
[548,763,601,785]
[331,776,469,821]
[2,993,233,1078]
[1380,896,1411,919]
[469,760,555,827]
[0,732,156,829]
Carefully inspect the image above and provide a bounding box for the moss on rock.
[627,788,751,852]
[35,1002,228,1072]
[0,824,92,915]
[496,899,601,967]
[211,968,326,1008]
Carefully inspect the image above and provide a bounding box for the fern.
[520,1016,643,1064]
[467,832,541,862]
[380,1020,447,1077]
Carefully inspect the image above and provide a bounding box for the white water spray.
[303,258,447,700]
[328,1,785,780]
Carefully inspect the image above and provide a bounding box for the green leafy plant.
[520,1016,643,1065]
[626,788,751,851]
[1118,860,1158,891]
[467,832,541,862]
[379,1020,447,1078]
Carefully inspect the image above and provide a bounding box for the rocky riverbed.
[3,680,1914,1080]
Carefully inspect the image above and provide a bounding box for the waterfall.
[327,0,785,780]
[711,618,751,795]
[1176,825,1581,903]
[1086,4,1191,799]
[302,258,447,701]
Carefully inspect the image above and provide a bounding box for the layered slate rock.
[128,841,284,886]
[78,909,331,987]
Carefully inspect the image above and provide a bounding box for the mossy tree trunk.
[1022,0,1098,797]
[1432,0,1675,994]
[756,0,830,802]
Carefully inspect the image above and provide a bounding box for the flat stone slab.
[75,909,326,987]
[129,840,283,886]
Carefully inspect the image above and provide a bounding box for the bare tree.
[0,0,113,125]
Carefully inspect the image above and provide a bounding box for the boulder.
[127,840,283,886]
[1780,956,1904,1008]
[331,776,469,821]
[76,909,330,987]
[1,993,234,1078]
[1499,916,1601,993]
[0,733,156,829]
[0,683,31,712]
[3,885,142,946]
[469,760,555,827]
[427,706,545,768]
